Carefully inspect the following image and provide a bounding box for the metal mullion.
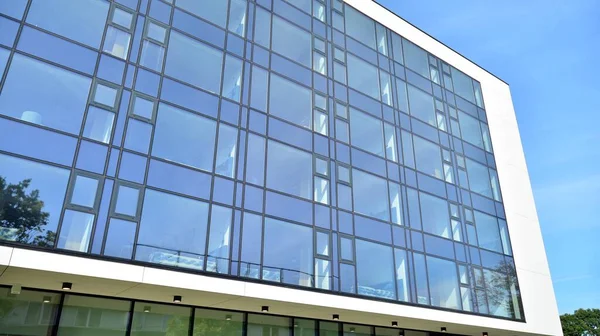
[50,292,66,336]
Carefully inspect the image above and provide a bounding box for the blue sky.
[377,0,600,314]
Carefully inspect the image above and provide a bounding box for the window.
[407,85,435,126]
[347,54,380,100]
[222,55,243,102]
[263,218,313,287]
[356,239,396,299]
[130,93,156,121]
[59,295,130,335]
[175,0,228,28]
[451,67,476,104]
[165,31,223,93]
[267,140,312,199]
[0,154,70,246]
[152,103,217,171]
[92,80,120,110]
[131,302,191,336]
[84,106,115,143]
[0,54,91,135]
[395,249,409,301]
[57,210,95,252]
[272,16,311,67]
[247,315,290,336]
[413,136,443,179]
[269,74,312,129]
[215,124,238,178]
[69,174,100,209]
[113,183,141,218]
[465,158,493,198]
[27,0,109,48]
[194,308,243,336]
[228,0,247,37]
[344,6,376,49]
[402,39,429,78]
[206,205,232,274]
[352,169,389,221]
[419,192,450,239]
[474,211,502,253]
[458,111,484,148]
[104,26,131,60]
[136,189,209,270]
[350,108,384,157]
[0,288,60,334]
[104,218,136,259]
[427,256,460,309]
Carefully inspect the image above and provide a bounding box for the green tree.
[0,177,54,246]
[561,309,600,336]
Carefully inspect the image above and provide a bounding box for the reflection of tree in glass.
[478,260,521,319]
[0,177,55,247]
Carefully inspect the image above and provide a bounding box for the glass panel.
[246,134,266,186]
[402,39,429,78]
[419,192,450,239]
[272,16,311,67]
[222,55,243,102]
[465,158,492,198]
[175,0,228,27]
[124,119,152,154]
[0,288,59,335]
[263,217,313,287]
[57,210,95,252]
[427,256,460,309]
[206,205,232,274]
[413,136,443,179]
[104,26,131,60]
[115,185,140,217]
[71,175,99,208]
[352,169,389,221]
[131,95,155,120]
[356,239,395,299]
[0,54,91,135]
[350,108,384,156]
[267,140,312,199]
[215,124,238,178]
[474,211,502,253]
[395,248,409,301]
[152,103,217,171]
[27,0,109,48]
[314,176,329,205]
[345,6,376,49]
[93,83,118,108]
[247,315,290,336]
[458,111,483,148]
[407,85,435,126]
[136,189,209,270]
[58,295,130,335]
[84,106,115,143]
[193,308,243,336]
[131,302,191,336]
[413,253,429,304]
[104,218,136,259]
[241,212,262,278]
[269,74,312,128]
[139,40,165,71]
[165,31,223,93]
[228,0,247,37]
[315,258,331,290]
[347,54,380,100]
[451,67,476,103]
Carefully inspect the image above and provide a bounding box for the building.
[0,0,561,335]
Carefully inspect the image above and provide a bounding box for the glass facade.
[0,286,465,336]
[0,0,522,321]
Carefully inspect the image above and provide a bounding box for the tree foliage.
[0,176,54,246]
[561,309,600,336]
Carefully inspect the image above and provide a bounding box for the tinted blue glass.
[0,0,27,19]
[350,108,383,156]
[160,78,219,118]
[474,211,502,253]
[266,140,312,199]
[407,85,435,126]
[27,0,109,48]
[354,215,391,244]
[76,140,108,174]
[356,239,395,299]
[466,158,492,198]
[152,103,216,171]
[347,54,379,100]
[271,53,312,87]
[0,118,77,166]
[0,47,8,76]
[175,0,227,27]
[18,27,97,74]
[243,185,263,213]
[345,6,376,49]
[269,74,311,129]
[228,0,247,37]
[265,191,313,225]
[104,218,136,259]
[268,118,312,151]
[0,153,70,246]
[272,16,311,67]
[426,256,460,309]
[118,152,147,184]
[0,54,91,135]
[212,176,234,205]
[136,189,209,270]
[0,16,18,47]
[165,31,223,94]
[352,169,389,221]
[246,134,266,186]
[97,55,126,85]
[340,263,356,294]
[124,119,152,154]
[135,68,160,97]
[240,212,262,278]
[274,1,310,29]
[149,0,171,24]
[147,159,211,200]
[419,191,450,239]
[263,218,313,286]
[57,210,95,252]
[172,9,226,48]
